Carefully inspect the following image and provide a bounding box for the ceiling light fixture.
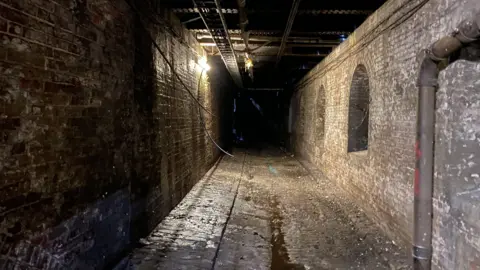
[245,58,254,69]
[198,56,211,71]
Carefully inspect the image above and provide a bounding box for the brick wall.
[0,0,232,268]
[290,0,480,269]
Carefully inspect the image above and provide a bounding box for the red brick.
[75,26,97,42]
[53,28,73,41]
[7,49,45,67]
[0,0,228,268]
[71,95,85,105]
[0,184,28,204]
[24,28,48,44]
[0,6,28,25]
[31,105,43,115]
[28,42,53,57]
[51,93,70,105]
[0,131,8,143]
[53,49,77,64]
[27,19,54,35]
[44,81,62,93]
[44,81,80,95]
[1,0,32,13]
[0,47,6,60]
[0,17,7,32]
[8,22,24,36]
[3,100,26,116]
[11,64,52,80]
[0,118,21,130]
[45,58,66,70]
[35,0,55,13]
[19,78,42,91]
[11,142,26,154]
[36,7,54,24]
[0,170,28,188]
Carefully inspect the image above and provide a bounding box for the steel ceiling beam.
[173,7,239,14]
[257,53,328,58]
[245,88,284,91]
[192,0,243,87]
[190,29,352,36]
[276,0,302,66]
[182,16,202,24]
[196,34,340,44]
[235,0,250,51]
[172,8,372,15]
[199,42,338,48]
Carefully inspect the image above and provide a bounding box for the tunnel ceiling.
[165,0,387,89]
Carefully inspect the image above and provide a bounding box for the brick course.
[0,0,232,268]
[291,0,480,269]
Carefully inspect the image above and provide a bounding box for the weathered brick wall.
[0,0,232,268]
[291,0,480,269]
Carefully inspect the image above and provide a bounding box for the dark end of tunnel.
[232,89,292,150]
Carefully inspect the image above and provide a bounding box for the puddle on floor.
[269,198,306,270]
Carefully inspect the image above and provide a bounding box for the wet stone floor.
[121,148,411,270]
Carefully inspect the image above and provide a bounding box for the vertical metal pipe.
[413,85,436,270]
[413,13,480,269]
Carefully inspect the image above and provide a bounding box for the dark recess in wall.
[347,64,370,152]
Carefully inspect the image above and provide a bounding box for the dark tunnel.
[0,0,480,269]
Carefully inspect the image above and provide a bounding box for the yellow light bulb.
[245,58,253,69]
[198,57,211,71]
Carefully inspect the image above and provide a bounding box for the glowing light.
[198,56,211,71]
[245,58,253,69]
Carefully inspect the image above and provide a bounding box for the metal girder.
[199,42,338,48]
[193,0,243,87]
[190,29,352,36]
[182,16,202,24]
[245,88,284,91]
[256,53,329,58]
[173,8,372,15]
[276,0,302,66]
[173,7,238,14]
[196,34,340,44]
[298,9,371,15]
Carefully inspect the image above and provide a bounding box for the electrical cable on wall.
[125,0,232,157]
[197,70,234,157]
[124,0,216,117]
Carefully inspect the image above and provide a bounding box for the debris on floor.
[124,147,411,270]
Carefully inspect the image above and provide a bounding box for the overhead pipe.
[414,12,480,270]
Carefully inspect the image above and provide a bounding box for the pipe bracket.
[413,246,432,260]
[455,19,480,43]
